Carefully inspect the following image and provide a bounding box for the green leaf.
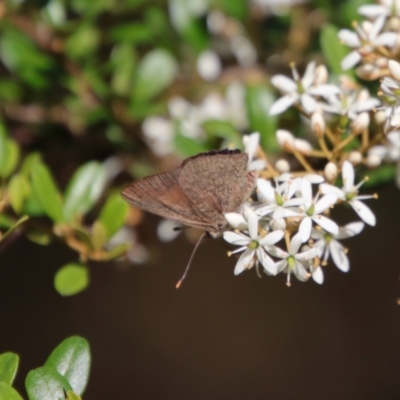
[202,120,241,147]
[110,23,152,44]
[64,24,100,60]
[31,163,64,223]
[98,193,129,239]
[111,44,136,96]
[246,86,278,152]
[54,264,89,297]
[362,164,396,189]
[0,353,19,385]
[0,139,20,179]
[0,382,23,400]
[133,49,177,102]
[25,366,71,400]
[44,336,90,396]
[91,221,107,249]
[103,243,130,261]
[320,24,354,77]
[63,162,107,222]
[8,174,31,214]
[20,153,42,177]
[174,131,209,157]
[0,124,9,177]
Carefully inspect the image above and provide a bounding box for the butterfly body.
[121,149,257,237]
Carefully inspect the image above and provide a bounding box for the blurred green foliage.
[0,336,90,400]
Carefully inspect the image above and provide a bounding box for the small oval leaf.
[63,162,107,222]
[25,366,71,400]
[44,336,90,396]
[31,163,64,223]
[0,353,19,385]
[99,193,129,239]
[133,49,177,101]
[54,264,89,296]
[8,174,31,214]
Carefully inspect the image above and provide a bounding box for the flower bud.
[324,162,338,182]
[351,112,370,134]
[348,151,362,165]
[366,153,382,167]
[275,159,290,173]
[314,65,328,85]
[389,60,400,81]
[311,111,326,138]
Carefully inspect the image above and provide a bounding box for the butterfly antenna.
[176,232,206,289]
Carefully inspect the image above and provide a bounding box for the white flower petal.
[341,51,362,70]
[314,193,338,214]
[259,230,284,246]
[301,61,316,89]
[268,246,287,259]
[271,75,297,92]
[225,213,247,229]
[312,215,339,235]
[350,199,376,226]
[244,207,259,240]
[299,217,312,242]
[319,183,345,199]
[338,29,361,47]
[358,4,388,18]
[275,259,288,273]
[374,32,398,47]
[342,161,355,192]
[223,231,249,246]
[330,241,349,272]
[234,248,254,275]
[289,232,303,254]
[257,248,277,275]
[296,246,318,261]
[270,95,297,115]
[369,15,385,40]
[312,266,324,284]
[293,261,309,281]
[337,221,365,239]
[303,174,324,184]
[301,94,317,114]
[257,179,275,202]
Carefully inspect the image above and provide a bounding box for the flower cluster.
[222,134,374,286]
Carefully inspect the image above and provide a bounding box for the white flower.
[256,178,305,219]
[269,62,340,116]
[312,222,364,272]
[320,161,376,226]
[243,132,266,171]
[298,179,339,242]
[223,208,284,275]
[268,232,318,286]
[338,17,398,70]
[322,85,379,120]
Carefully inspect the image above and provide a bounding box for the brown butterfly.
[121,149,257,238]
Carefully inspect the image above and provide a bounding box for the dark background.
[1,183,399,400]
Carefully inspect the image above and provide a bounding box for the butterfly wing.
[121,169,214,230]
[178,149,257,233]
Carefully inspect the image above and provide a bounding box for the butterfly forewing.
[122,170,212,230]
[121,149,257,235]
